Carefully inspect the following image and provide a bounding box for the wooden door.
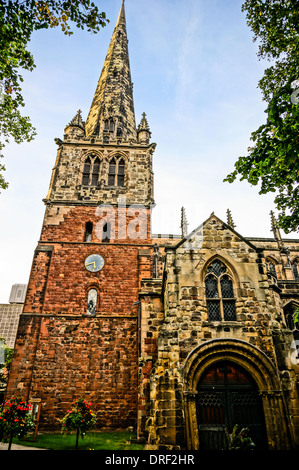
[196,361,267,450]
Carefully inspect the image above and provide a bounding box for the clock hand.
[86,262,96,268]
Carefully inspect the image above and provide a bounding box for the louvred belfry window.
[91,157,101,186]
[108,158,116,186]
[82,157,91,185]
[117,159,125,186]
[205,259,236,321]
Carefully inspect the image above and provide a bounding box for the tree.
[225,0,299,233]
[0,397,34,450]
[0,1,109,192]
[61,398,97,449]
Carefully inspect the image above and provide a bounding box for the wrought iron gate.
[196,362,267,450]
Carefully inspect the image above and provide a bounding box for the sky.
[0,0,297,303]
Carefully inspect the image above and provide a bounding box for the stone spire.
[85,0,136,141]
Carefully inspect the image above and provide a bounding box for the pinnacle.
[138,112,150,131]
[226,209,236,229]
[68,109,85,129]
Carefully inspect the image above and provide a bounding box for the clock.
[85,254,105,272]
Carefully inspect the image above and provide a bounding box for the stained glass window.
[205,275,218,298]
[207,300,221,321]
[221,275,234,298]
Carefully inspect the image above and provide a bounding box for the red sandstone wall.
[7,315,138,429]
[7,205,153,429]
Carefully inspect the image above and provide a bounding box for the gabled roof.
[168,212,258,252]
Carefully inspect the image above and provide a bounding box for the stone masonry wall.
[47,143,155,207]
[144,215,291,448]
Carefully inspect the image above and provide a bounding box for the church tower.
[6,1,156,430]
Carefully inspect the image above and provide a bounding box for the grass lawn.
[14,431,145,450]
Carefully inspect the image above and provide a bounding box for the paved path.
[0,442,47,450]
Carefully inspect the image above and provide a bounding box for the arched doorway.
[183,339,293,450]
[196,361,267,450]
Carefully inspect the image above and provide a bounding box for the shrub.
[61,398,97,449]
[0,397,34,450]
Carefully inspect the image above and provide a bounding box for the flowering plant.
[0,397,34,449]
[61,398,97,448]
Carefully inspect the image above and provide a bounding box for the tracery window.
[205,259,236,321]
[81,154,101,186]
[108,156,125,187]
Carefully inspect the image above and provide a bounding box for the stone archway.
[183,339,293,450]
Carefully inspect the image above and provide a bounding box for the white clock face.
[85,254,105,272]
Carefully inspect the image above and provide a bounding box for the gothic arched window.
[205,259,236,321]
[108,156,125,187]
[87,288,98,316]
[82,154,101,186]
